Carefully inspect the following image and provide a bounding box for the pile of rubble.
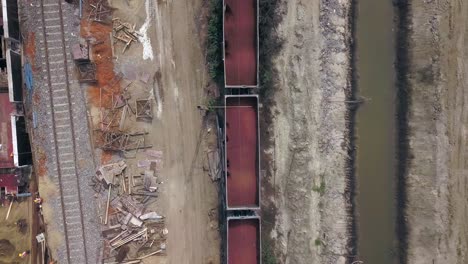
[94,75,154,155]
[88,0,113,23]
[92,156,165,263]
[99,131,152,154]
[112,18,141,54]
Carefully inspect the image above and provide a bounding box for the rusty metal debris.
[88,0,113,24]
[98,130,152,152]
[76,61,97,83]
[112,18,141,54]
[72,42,90,62]
[98,74,130,132]
[135,99,153,120]
[72,41,97,83]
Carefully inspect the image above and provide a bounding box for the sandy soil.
[0,200,32,264]
[262,0,353,263]
[403,1,468,263]
[148,0,220,262]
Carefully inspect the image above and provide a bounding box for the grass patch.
[312,181,326,196]
[314,238,323,247]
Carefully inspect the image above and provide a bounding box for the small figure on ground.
[34,197,43,204]
[18,250,30,258]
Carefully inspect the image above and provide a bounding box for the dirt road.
[151,0,221,261]
[401,1,468,263]
[106,0,220,263]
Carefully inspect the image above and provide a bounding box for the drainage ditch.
[354,0,399,263]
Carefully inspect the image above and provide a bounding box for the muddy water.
[355,0,397,263]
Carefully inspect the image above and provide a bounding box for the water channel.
[355,0,398,263]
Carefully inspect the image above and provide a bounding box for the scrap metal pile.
[95,75,154,154]
[135,99,153,120]
[72,41,97,83]
[72,0,116,83]
[112,18,141,54]
[92,158,165,263]
[100,131,151,153]
[79,2,161,262]
[88,0,113,23]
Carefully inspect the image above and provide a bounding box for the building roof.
[0,93,14,168]
[0,173,18,194]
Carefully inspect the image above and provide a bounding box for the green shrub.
[312,181,326,196]
[315,238,323,246]
[206,0,224,85]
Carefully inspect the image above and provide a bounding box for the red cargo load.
[225,95,260,209]
[227,216,260,264]
[0,93,14,169]
[223,0,258,87]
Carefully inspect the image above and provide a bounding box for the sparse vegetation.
[206,0,224,86]
[258,1,283,263]
[206,98,217,111]
[312,181,326,196]
[262,240,277,264]
[259,0,284,97]
[314,238,323,246]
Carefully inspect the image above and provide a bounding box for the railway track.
[39,0,88,263]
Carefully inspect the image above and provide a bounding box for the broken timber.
[112,18,141,54]
[135,99,153,120]
[98,130,152,152]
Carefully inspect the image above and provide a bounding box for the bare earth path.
[107,0,221,263]
[263,0,354,263]
[404,1,468,263]
[148,0,220,263]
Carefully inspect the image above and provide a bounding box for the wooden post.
[122,174,127,194]
[138,249,163,260]
[128,175,132,195]
[5,200,13,220]
[109,32,115,59]
[105,185,112,225]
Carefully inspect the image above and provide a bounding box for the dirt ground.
[261,0,353,263]
[403,1,468,263]
[86,0,220,263]
[143,0,220,262]
[0,200,32,264]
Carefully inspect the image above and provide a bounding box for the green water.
[355,0,398,263]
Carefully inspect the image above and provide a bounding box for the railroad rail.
[39,0,88,263]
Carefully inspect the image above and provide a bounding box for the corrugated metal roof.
[0,173,18,194]
[0,93,14,168]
